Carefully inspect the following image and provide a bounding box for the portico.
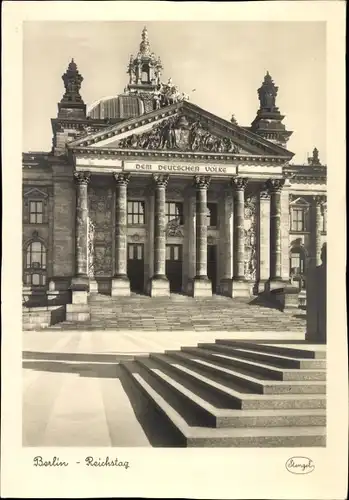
[70,151,290,301]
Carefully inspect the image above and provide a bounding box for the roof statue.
[308,147,322,166]
[230,114,238,126]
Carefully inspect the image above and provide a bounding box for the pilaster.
[220,189,234,296]
[267,178,285,289]
[256,189,270,293]
[185,189,196,295]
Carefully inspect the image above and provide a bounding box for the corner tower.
[251,71,292,148]
[58,59,86,119]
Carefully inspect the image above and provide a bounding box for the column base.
[70,276,89,305]
[271,285,299,313]
[149,275,170,297]
[191,276,212,298]
[66,303,90,322]
[256,279,269,294]
[89,279,98,294]
[266,278,288,292]
[111,275,130,297]
[219,278,233,297]
[231,278,251,298]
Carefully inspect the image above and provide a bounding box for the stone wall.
[52,166,75,278]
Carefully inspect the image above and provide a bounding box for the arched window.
[26,241,46,269]
[24,241,47,286]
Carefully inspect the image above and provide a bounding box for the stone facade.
[22,28,327,312]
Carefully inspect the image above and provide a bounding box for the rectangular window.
[290,253,304,274]
[127,201,145,225]
[207,203,218,227]
[291,254,301,271]
[165,202,184,225]
[25,273,46,286]
[291,207,306,232]
[29,201,43,224]
[127,244,144,261]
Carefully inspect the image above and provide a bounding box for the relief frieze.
[88,187,113,275]
[244,196,257,281]
[116,114,247,154]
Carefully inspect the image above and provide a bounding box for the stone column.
[313,195,326,267]
[256,189,270,293]
[267,178,285,288]
[192,175,212,297]
[67,171,91,322]
[149,174,170,297]
[231,176,250,297]
[111,173,130,296]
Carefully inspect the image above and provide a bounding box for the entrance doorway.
[207,244,217,293]
[127,243,144,293]
[166,244,183,293]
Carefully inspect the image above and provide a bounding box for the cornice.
[70,146,288,165]
[290,176,327,184]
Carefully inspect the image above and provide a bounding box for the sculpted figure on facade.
[244,196,257,280]
[117,115,246,153]
[87,217,95,277]
[88,188,113,275]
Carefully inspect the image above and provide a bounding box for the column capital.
[266,178,285,193]
[231,176,248,191]
[194,175,211,189]
[153,173,169,187]
[74,171,91,185]
[313,194,326,206]
[113,172,130,186]
[260,189,270,200]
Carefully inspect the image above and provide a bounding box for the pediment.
[69,101,293,158]
[289,196,310,207]
[23,188,49,199]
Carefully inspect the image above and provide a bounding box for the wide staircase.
[121,340,326,447]
[48,294,306,331]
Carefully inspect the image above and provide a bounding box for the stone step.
[148,353,326,410]
[131,358,326,428]
[164,350,326,394]
[215,340,326,359]
[122,363,326,447]
[182,346,326,381]
[200,343,326,369]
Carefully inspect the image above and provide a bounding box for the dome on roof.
[87,94,145,120]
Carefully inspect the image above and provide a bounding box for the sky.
[23,21,326,164]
